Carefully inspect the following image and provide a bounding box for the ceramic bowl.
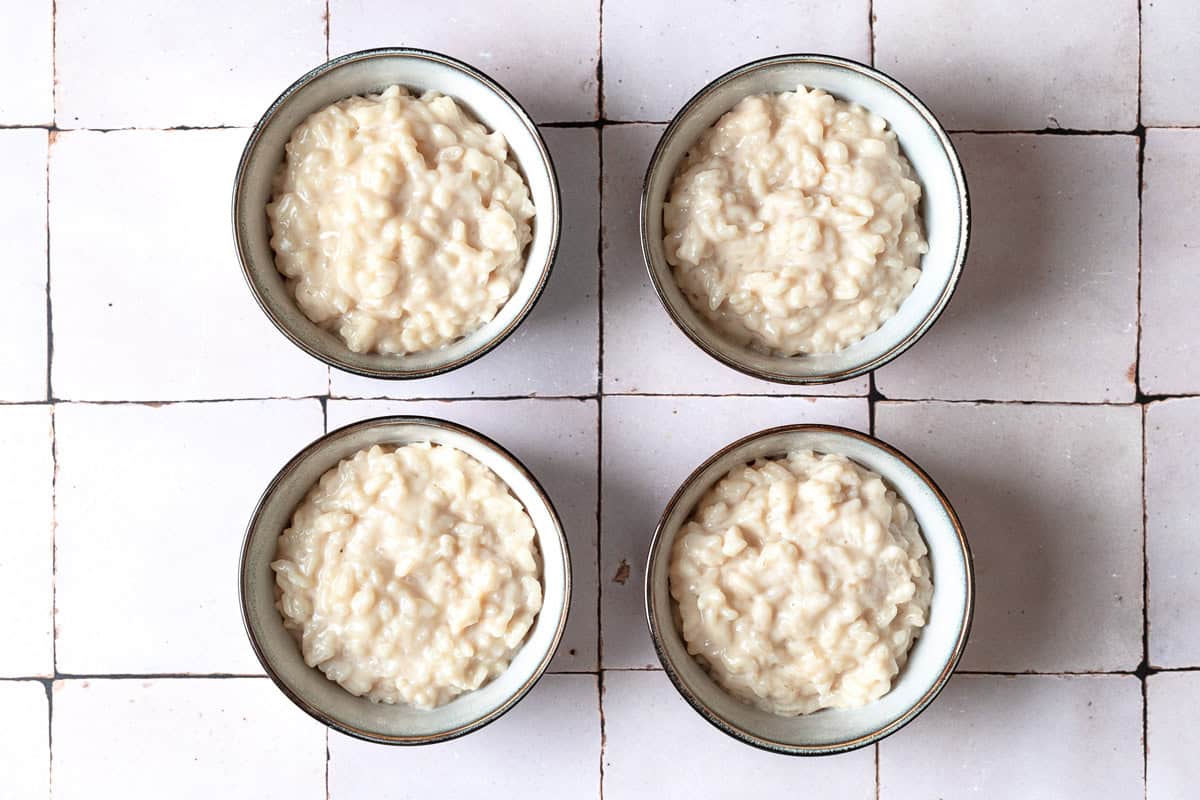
[233,47,560,379]
[641,54,970,384]
[240,415,571,744]
[645,424,973,755]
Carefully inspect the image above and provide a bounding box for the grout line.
[320,395,329,435]
[325,727,331,800]
[597,671,607,800]
[45,678,53,797]
[323,0,331,62]
[874,742,881,800]
[51,673,268,680]
[1136,4,1149,795]
[596,6,606,795]
[49,0,57,127]
[867,0,875,67]
[49,405,58,677]
[876,396,1147,408]
[949,127,1143,137]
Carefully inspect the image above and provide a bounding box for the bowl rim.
[239,414,572,745]
[232,46,562,380]
[639,52,971,385]
[643,423,975,756]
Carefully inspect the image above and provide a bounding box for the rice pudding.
[267,85,535,355]
[271,442,543,708]
[664,86,928,355]
[669,450,932,716]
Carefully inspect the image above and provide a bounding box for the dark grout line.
[327,393,598,403]
[874,742,881,800]
[323,0,330,63]
[949,127,1143,137]
[49,406,58,677]
[876,396,1147,408]
[47,395,330,407]
[867,0,875,67]
[324,727,331,800]
[50,673,268,680]
[319,395,328,435]
[1136,5,1149,794]
[867,373,880,436]
[596,8,607,794]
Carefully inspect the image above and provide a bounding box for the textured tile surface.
[876,401,1144,671]
[874,0,1139,131]
[52,679,325,800]
[0,129,48,401]
[54,401,323,674]
[1146,398,1200,668]
[875,134,1140,402]
[879,675,1143,799]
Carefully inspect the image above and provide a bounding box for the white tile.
[329,0,600,123]
[876,401,1143,672]
[329,674,600,799]
[874,0,1138,131]
[331,127,599,399]
[327,398,599,672]
[876,134,1139,402]
[0,681,49,800]
[0,129,48,401]
[602,670,874,799]
[55,1,325,128]
[1147,671,1200,800]
[50,130,328,401]
[1141,130,1200,395]
[602,0,869,122]
[879,674,1142,800]
[52,678,325,800]
[0,407,53,678]
[1147,398,1200,667]
[0,0,52,124]
[1142,0,1200,126]
[601,395,869,668]
[54,400,324,674]
[601,125,868,396]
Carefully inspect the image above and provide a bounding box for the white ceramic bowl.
[233,48,560,379]
[240,416,571,744]
[645,424,973,755]
[641,54,970,384]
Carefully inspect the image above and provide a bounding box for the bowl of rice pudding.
[645,425,973,755]
[641,54,969,384]
[240,416,570,744]
[233,48,560,379]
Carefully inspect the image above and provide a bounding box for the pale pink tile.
[875,134,1139,402]
[601,395,869,668]
[1142,0,1200,126]
[1148,671,1200,800]
[0,129,48,401]
[880,675,1143,799]
[876,401,1143,671]
[874,0,1138,131]
[0,681,49,800]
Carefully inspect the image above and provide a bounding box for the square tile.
[601,395,868,668]
[601,125,868,396]
[1140,130,1200,395]
[875,134,1139,402]
[874,0,1138,131]
[1142,0,1200,126]
[0,406,53,678]
[328,398,599,671]
[0,681,49,800]
[0,0,52,124]
[331,128,600,399]
[1147,398,1200,667]
[50,130,328,401]
[52,678,325,800]
[0,129,48,401]
[875,401,1143,671]
[330,674,600,799]
[1147,671,1200,800]
[54,400,324,674]
[602,0,869,122]
[329,0,600,123]
[602,670,874,799]
[879,674,1142,799]
[55,1,325,128]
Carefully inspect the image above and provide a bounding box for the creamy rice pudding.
[271,443,543,708]
[267,85,535,355]
[669,450,932,716]
[664,86,927,355]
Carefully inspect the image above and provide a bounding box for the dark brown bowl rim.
[232,47,562,380]
[239,414,572,745]
[644,423,975,755]
[639,52,971,385]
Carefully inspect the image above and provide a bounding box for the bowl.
[645,424,973,755]
[641,54,970,384]
[240,415,571,744]
[233,47,561,379]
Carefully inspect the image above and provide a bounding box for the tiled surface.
[51,678,325,800]
[329,674,601,799]
[876,401,1144,672]
[874,0,1139,131]
[2,2,1194,798]
[879,675,1144,799]
[1147,672,1200,800]
[1146,398,1200,668]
